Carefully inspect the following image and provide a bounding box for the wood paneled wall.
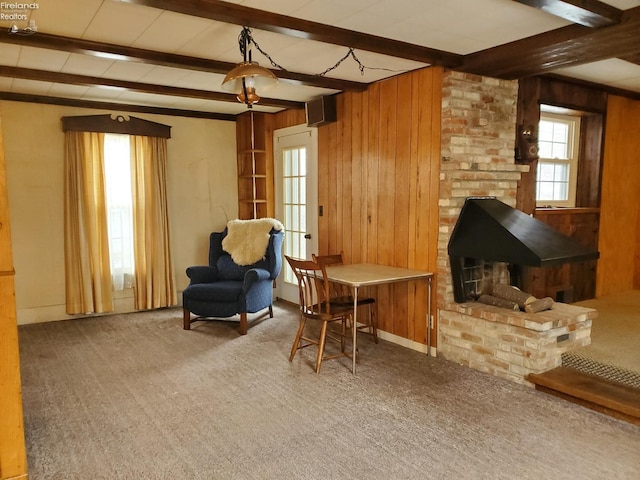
[274,68,442,345]
[0,107,28,479]
[597,95,640,296]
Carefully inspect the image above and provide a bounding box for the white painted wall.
[0,101,238,324]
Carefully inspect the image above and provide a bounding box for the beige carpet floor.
[18,303,640,480]
[564,290,640,388]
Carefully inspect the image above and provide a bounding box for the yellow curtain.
[130,135,176,309]
[63,131,113,314]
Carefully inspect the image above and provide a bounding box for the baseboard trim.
[377,329,437,357]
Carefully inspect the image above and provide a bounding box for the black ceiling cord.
[241,77,251,108]
[238,27,250,62]
[238,25,408,80]
[238,27,253,108]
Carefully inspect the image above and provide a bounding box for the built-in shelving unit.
[236,111,274,219]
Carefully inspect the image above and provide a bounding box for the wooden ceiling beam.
[619,53,640,66]
[0,31,367,92]
[119,0,462,66]
[0,66,304,110]
[511,0,622,28]
[0,91,237,120]
[460,6,640,79]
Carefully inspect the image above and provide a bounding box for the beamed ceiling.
[0,0,639,120]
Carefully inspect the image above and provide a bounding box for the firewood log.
[491,284,536,308]
[524,297,554,313]
[478,294,519,311]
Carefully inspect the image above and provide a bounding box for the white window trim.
[536,112,581,208]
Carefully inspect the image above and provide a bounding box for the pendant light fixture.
[222,27,278,108]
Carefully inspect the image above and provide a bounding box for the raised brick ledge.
[443,302,598,332]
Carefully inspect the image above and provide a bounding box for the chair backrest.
[312,252,351,300]
[285,256,334,317]
[210,229,284,281]
[312,252,344,267]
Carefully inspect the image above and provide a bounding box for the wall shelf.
[235,111,274,219]
[240,174,267,179]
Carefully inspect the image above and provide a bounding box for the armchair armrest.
[186,265,218,284]
[243,268,271,291]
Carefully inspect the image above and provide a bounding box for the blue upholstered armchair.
[182,228,284,335]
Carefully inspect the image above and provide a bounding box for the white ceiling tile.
[61,53,115,77]
[177,98,239,114]
[0,44,21,66]
[555,59,640,83]
[115,91,179,107]
[27,0,103,37]
[131,11,215,52]
[179,71,225,91]
[176,22,241,60]
[81,85,128,101]
[288,1,363,25]
[317,0,384,11]
[83,1,163,45]
[0,77,15,90]
[239,0,314,15]
[267,83,336,102]
[335,11,400,37]
[589,59,640,81]
[610,77,640,93]
[102,61,157,83]
[554,59,640,93]
[16,47,71,71]
[600,0,640,9]
[167,97,215,110]
[137,65,191,86]
[48,83,90,98]
[10,79,53,95]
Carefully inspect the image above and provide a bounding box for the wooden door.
[0,107,28,479]
[274,124,319,304]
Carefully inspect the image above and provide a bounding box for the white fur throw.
[222,218,284,266]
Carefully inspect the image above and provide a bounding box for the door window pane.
[282,145,308,283]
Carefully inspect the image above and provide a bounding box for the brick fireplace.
[437,71,596,386]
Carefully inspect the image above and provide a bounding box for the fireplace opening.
[448,197,599,304]
[450,257,514,302]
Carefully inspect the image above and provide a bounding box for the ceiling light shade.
[222,61,277,92]
[223,27,279,107]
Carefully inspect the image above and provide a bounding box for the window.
[63,114,175,314]
[282,145,307,286]
[536,113,580,207]
[104,134,135,290]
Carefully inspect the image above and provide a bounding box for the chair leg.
[239,312,248,335]
[269,305,274,318]
[289,316,306,362]
[315,321,329,373]
[183,308,191,330]
[370,305,378,344]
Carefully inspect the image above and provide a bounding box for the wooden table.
[324,263,434,373]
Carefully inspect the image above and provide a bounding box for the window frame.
[535,112,581,208]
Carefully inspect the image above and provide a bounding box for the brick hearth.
[439,301,596,386]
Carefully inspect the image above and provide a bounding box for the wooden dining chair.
[313,252,378,343]
[285,256,354,373]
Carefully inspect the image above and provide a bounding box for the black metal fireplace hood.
[448,197,599,267]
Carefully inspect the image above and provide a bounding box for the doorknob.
[304,234,311,239]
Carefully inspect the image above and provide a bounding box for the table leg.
[427,276,432,357]
[352,286,358,374]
